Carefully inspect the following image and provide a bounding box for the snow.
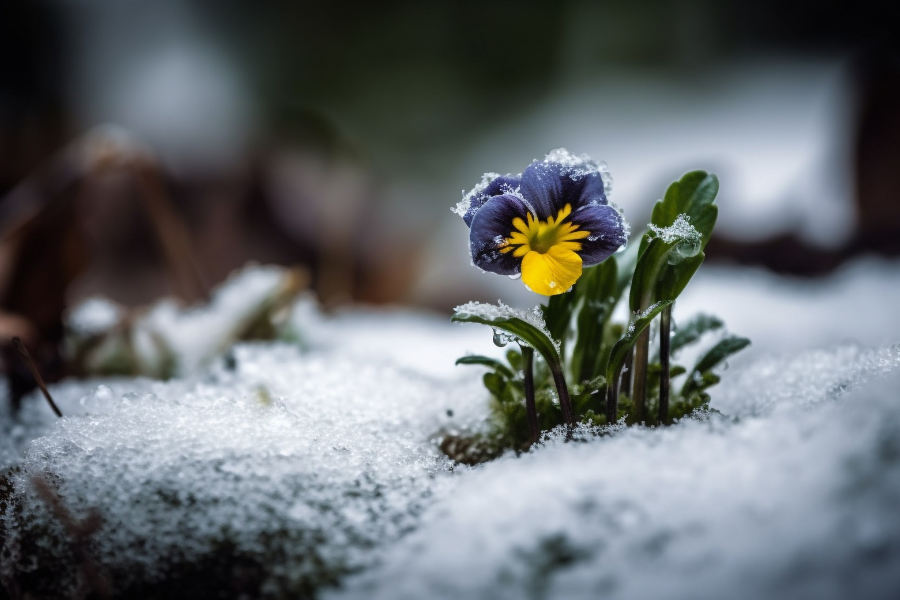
[65,265,304,377]
[65,296,123,337]
[453,300,558,354]
[4,260,900,598]
[649,213,701,245]
[331,345,900,600]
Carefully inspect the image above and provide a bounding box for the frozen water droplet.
[493,332,508,347]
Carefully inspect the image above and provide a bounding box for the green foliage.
[451,170,748,461]
[669,314,724,355]
[606,301,674,391]
[681,336,751,398]
[450,312,562,373]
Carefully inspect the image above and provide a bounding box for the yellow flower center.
[499,204,590,296]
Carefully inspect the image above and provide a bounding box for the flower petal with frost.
[455,149,628,295]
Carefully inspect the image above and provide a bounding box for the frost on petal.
[454,173,522,227]
[521,149,610,219]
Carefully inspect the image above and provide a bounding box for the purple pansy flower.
[453,149,629,295]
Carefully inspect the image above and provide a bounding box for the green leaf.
[659,252,706,304]
[681,335,751,396]
[641,171,719,255]
[541,291,577,349]
[571,260,619,383]
[605,300,674,388]
[506,349,523,372]
[630,237,674,311]
[630,239,702,312]
[455,355,516,380]
[670,313,724,354]
[614,236,641,294]
[451,311,562,380]
[631,171,719,311]
[693,335,751,374]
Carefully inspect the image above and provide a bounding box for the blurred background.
[1,0,899,366]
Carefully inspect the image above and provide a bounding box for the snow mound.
[0,344,487,597]
[330,345,900,600]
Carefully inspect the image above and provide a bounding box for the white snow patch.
[330,345,900,600]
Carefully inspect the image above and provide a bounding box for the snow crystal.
[453,171,501,218]
[330,346,900,600]
[649,213,702,244]
[542,148,609,186]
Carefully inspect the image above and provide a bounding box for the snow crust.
[4,261,900,598]
[1,346,487,594]
[331,345,900,600]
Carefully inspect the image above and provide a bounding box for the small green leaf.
[693,336,751,374]
[670,313,724,354]
[681,335,751,396]
[451,312,562,380]
[483,372,505,398]
[541,290,577,345]
[571,260,619,383]
[506,349,523,371]
[455,355,516,380]
[630,172,719,313]
[606,300,674,388]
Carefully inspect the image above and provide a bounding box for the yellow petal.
[520,246,583,296]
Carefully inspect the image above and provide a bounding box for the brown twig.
[11,337,62,418]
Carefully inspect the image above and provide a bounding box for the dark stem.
[12,337,62,418]
[631,329,650,425]
[549,362,575,428]
[658,304,672,426]
[606,363,620,425]
[521,346,539,445]
[621,347,634,396]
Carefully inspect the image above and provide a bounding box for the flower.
[454,149,629,295]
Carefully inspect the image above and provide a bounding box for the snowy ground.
[2,258,900,598]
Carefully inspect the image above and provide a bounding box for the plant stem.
[549,362,575,428]
[631,329,650,424]
[521,346,539,444]
[621,347,633,396]
[12,337,62,418]
[658,304,672,426]
[606,364,620,425]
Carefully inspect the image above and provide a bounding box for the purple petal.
[520,155,608,220]
[469,194,529,275]
[458,174,522,227]
[569,204,628,266]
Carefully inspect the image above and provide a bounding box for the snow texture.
[649,213,701,244]
[1,345,487,595]
[3,260,900,598]
[330,344,900,600]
